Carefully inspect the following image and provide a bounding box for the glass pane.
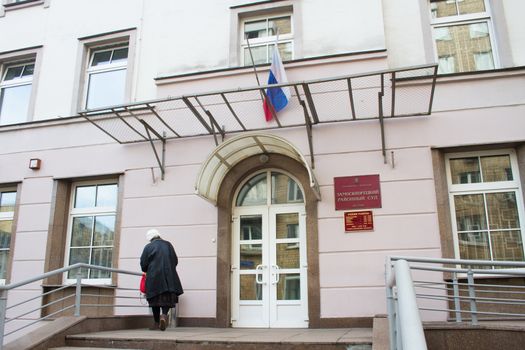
[473,52,494,71]
[89,247,112,278]
[240,215,262,240]
[91,50,112,66]
[240,244,262,270]
[450,157,480,184]
[491,230,524,262]
[71,216,93,247]
[0,250,8,280]
[276,213,299,239]
[244,45,267,66]
[454,194,487,231]
[3,66,24,81]
[430,0,458,18]
[96,184,118,207]
[277,42,292,61]
[277,273,300,300]
[240,274,262,300]
[0,192,16,212]
[486,192,519,230]
[269,16,291,36]
[236,173,267,206]
[272,173,303,204]
[111,47,128,63]
[431,0,485,18]
[458,0,486,15]
[435,22,494,74]
[21,64,34,77]
[458,231,490,261]
[0,221,12,249]
[276,243,299,268]
[68,248,90,278]
[244,19,267,39]
[74,186,96,208]
[481,155,512,182]
[86,69,126,109]
[93,215,115,246]
[269,43,293,62]
[0,84,32,125]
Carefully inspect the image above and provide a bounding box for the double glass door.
[231,171,308,328]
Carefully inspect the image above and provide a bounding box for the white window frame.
[445,149,525,269]
[429,0,499,73]
[64,179,118,285]
[240,13,294,66]
[83,43,129,110]
[0,61,34,125]
[0,188,16,286]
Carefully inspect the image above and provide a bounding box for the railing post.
[385,257,396,350]
[452,273,462,322]
[394,259,428,350]
[0,290,7,350]
[395,297,402,350]
[74,273,82,317]
[466,269,478,325]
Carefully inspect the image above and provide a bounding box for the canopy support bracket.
[295,86,315,169]
[378,91,387,165]
[140,119,166,180]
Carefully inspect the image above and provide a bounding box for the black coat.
[140,238,183,300]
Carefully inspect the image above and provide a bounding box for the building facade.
[0,0,524,334]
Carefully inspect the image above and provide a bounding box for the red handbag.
[140,273,146,294]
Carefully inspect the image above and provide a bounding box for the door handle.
[255,264,266,284]
[271,265,280,285]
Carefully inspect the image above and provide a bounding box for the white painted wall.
[300,0,385,57]
[500,0,525,66]
[382,0,433,68]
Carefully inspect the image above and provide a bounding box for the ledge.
[155,49,388,85]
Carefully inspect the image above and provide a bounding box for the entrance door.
[231,171,308,328]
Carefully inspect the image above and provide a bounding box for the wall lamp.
[29,158,41,170]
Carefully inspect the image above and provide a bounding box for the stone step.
[51,348,143,350]
[64,327,373,350]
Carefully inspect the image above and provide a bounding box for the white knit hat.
[146,228,161,241]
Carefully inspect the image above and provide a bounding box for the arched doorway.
[231,170,308,328]
[195,134,321,328]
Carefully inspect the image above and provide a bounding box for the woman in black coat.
[140,229,183,331]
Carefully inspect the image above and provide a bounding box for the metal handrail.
[386,256,525,350]
[0,263,146,348]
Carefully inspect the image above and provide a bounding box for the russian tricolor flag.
[263,47,290,121]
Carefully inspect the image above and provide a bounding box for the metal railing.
[0,263,148,348]
[385,256,525,350]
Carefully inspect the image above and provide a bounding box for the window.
[65,181,118,283]
[0,189,16,284]
[430,0,496,74]
[241,14,293,66]
[84,45,128,110]
[0,61,34,125]
[446,151,525,267]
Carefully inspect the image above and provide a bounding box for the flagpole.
[245,37,266,102]
[245,33,280,124]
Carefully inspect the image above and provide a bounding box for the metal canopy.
[80,64,438,179]
[195,133,321,205]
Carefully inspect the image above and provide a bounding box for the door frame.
[215,154,320,328]
[231,180,308,328]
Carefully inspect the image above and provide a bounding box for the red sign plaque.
[334,175,381,210]
[345,211,374,232]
